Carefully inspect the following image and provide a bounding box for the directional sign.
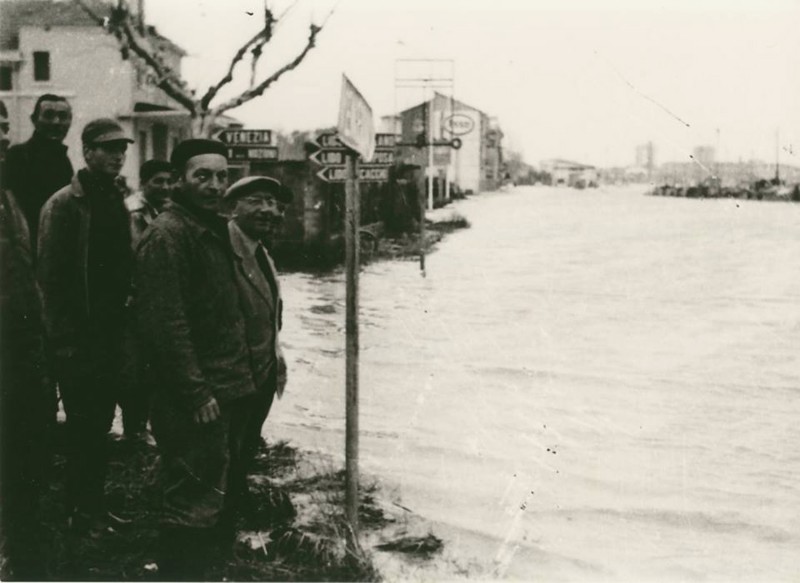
[370,150,394,165]
[218,129,273,146]
[227,146,278,161]
[316,132,343,149]
[317,164,389,183]
[310,148,347,166]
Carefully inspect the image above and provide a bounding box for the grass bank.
[16,425,442,582]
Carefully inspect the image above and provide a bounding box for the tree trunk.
[190,113,218,139]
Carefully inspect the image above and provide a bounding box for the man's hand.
[193,397,220,425]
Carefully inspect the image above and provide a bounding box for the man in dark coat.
[5,94,74,248]
[135,139,257,580]
[119,159,173,441]
[225,177,290,476]
[0,100,55,579]
[37,118,134,536]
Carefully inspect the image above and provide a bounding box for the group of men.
[0,94,291,580]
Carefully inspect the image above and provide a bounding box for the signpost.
[217,129,277,164]
[311,131,395,183]
[336,75,375,547]
[227,146,278,161]
[217,129,273,145]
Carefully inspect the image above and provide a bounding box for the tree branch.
[73,0,107,26]
[73,0,196,114]
[116,18,197,114]
[211,22,322,117]
[200,7,277,110]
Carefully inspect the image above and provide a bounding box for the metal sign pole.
[344,151,360,536]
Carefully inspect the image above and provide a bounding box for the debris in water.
[375,533,443,559]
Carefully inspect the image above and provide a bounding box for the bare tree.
[74,0,334,137]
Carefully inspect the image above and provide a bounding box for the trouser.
[118,323,153,437]
[57,332,123,517]
[0,367,55,579]
[150,392,254,580]
[150,392,254,529]
[241,371,277,470]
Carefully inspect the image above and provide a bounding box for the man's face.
[33,100,72,141]
[179,154,228,213]
[233,190,287,241]
[142,171,172,210]
[84,141,127,177]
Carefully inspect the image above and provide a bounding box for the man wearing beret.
[224,177,290,506]
[37,118,134,536]
[135,139,258,579]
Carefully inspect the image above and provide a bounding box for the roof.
[542,158,596,170]
[0,0,185,55]
[398,92,488,117]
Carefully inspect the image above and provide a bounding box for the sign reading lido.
[317,164,389,183]
[217,129,273,146]
[441,113,475,136]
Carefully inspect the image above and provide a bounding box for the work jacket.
[136,200,257,410]
[228,220,284,394]
[37,172,129,352]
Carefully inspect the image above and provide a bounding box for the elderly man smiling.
[225,177,291,488]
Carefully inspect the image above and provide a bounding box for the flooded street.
[269,185,800,581]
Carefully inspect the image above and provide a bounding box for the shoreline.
[23,430,445,582]
[3,208,471,582]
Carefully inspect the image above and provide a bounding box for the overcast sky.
[146,0,800,168]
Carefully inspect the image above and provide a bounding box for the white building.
[0,0,201,188]
[396,92,503,194]
[540,158,598,188]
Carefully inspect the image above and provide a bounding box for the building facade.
[395,92,503,195]
[0,0,193,188]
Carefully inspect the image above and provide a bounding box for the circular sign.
[442,113,475,136]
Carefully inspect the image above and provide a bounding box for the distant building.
[0,0,236,188]
[540,158,598,187]
[635,142,656,177]
[692,145,716,169]
[395,92,503,194]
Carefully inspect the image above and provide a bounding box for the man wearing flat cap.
[135,139,258,579]
[38,117,134,536]
[225,176,290,503]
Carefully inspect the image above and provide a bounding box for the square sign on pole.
[337,74,374,547]
[337,74,375,161]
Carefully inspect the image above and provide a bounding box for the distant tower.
[635,142,655,180]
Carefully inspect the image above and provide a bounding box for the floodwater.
[269,185,800,581]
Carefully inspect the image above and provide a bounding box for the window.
[0,66,12,90]
[33,51,50,81]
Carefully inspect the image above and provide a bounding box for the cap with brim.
[224,176,293,204]
[82,118,134,145]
